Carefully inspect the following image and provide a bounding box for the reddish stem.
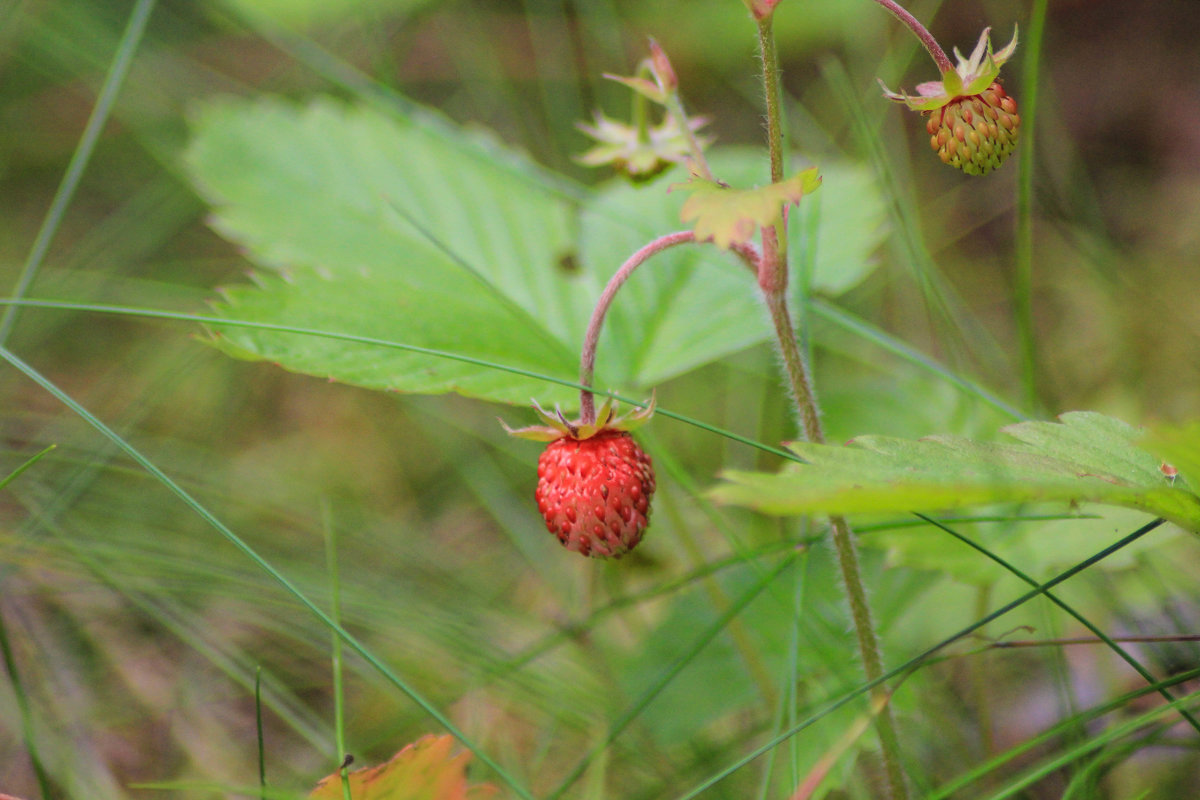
[579,231,696,425]
[870,0,953,74]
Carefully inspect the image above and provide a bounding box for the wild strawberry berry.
[535,429,655,558]
[503,397,656,559]
[925,82,1019,175]
[880,27,1020,175]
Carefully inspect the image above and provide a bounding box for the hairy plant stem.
[756,14,909,800]
[868,0,952,74]
[757,14,785,185]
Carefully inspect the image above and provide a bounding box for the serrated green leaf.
[711,413,1200,531]
[186,100,886,409]
[678,167,821,249]
[186,97,589,407]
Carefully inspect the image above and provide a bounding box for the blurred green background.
[2,1,1199,798]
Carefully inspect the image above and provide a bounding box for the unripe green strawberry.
[535,429,655,558]
[503,397,656,559]
[880,27,1021,175]
[925,82,1019,175]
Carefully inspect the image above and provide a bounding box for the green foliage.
[184,100,887,409]
[10,1,1200,798]
[713,412,1200,531]
[186,97,585,407]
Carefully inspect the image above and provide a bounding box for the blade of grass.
[11,487,334,752]
[0,297,802,463]
[821,56,1011,388]
[255,666,267,800]
[547,552,797,800]
[673,517,1166,800]
[0,445,57,800]
[0,0,156,345]
[1015,0,1049,413]
[789,691,888,800]
[0,606,55,800]
[925,667,1200,798]
[810,298,1026,420]
[0,445,55,491]
[0,345,538,800]
[980,687,1200,800]
[4,346,337,754]
[322,501,353,800]
[915,512,1200,734]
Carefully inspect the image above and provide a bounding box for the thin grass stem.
[916,512,1200,734]
[0,346,538,800]
[926,670,1200,798]
[0,606,54,800]
[1015,0,1049,413]
[0,297,803,463]
[0,0,156,345]
[546,553,796,800]
[322,502,354,800]
[673,517,1166,799]
[255,666,267,800]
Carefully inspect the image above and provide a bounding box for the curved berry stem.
[870,0,953,74]
[578,235,761,426]
[579,231,694,425]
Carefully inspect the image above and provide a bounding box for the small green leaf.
[711,412,1200,532]
[677,168,821,249]
[309,735,494,800]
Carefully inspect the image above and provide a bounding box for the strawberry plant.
[3,1,1200,799]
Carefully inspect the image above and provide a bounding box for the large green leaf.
[185,98,887,407]
[186,97,591,406]
[712,412,1200,532]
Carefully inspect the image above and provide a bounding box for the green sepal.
[501,395,656,442]
[941,68,965,99]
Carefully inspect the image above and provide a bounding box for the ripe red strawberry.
[535,429,655,558]
[503,397,656,559]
